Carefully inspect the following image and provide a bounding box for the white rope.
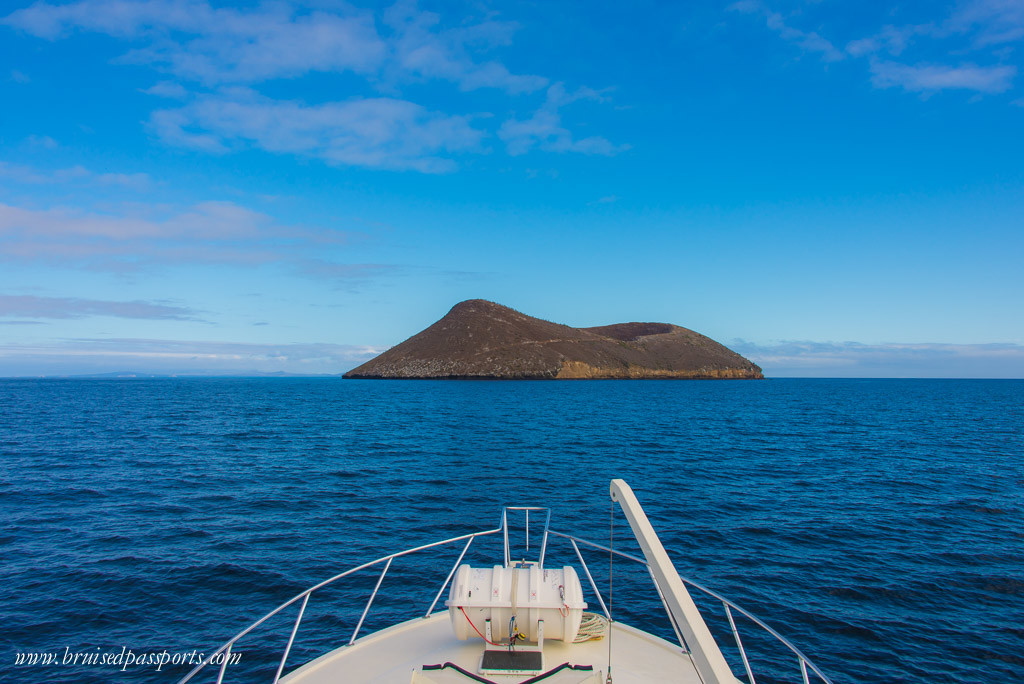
[573,612,609,643]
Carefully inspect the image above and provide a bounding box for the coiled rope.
[573,612,609,643]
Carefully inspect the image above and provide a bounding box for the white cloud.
[4,0,542,91]
[148,108,228,153]
[0,198,368,276]
[0,160,152,189]
[842,1,1024,59]
[142,80,188,98]
[765,14,843,62]
[870,61,1016,93]
[734,1,1022,101]
[25,134,58,149]
[94,171,152,190]
[150,89,485,172]
[4,1,622,169]
[949,0,1024,47]
[0,159,390,281]
[499,83,627,157]
[296,259,398,282]
[383,0,546,93]
[845,37,879,58]
[3,0,202,39]
[0,161,50,184]
[0,294,198,320]
[128,9,385,84]
[10,69,30,82]
[0,338,385,376]
[846,24,929,58]
[732,340,1024,378]
[0,202,180,242]
[729,1,844,62]
[4,0,386,83]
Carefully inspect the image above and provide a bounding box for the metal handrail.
[677,575,833,683]
[549,530,835,684]
[179,519,833,684]
[502,506,551,568]
[177,524,503,684]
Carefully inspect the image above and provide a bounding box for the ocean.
[1,378,1021,682]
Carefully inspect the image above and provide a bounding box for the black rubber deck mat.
[421,661,594,683]
[480,649,543,671]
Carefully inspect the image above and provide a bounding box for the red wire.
[459,606,503,646]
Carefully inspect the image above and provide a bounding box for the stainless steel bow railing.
[179,512,833,684]
[550,530,834,684]
[177,523,503,684]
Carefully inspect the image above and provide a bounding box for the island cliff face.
[344,300,763,380]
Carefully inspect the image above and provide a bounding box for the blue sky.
[1,0,1022,377]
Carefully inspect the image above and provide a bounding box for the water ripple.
[0,377,1021,682]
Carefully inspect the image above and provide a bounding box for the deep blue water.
[1,378,1021,683]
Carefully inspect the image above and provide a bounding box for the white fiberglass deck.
[281,612,732,684]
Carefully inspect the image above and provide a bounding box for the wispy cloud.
[729,1,844,62]
[499,83,627,156]
[0,161,52,184]
[94,171,152,190]
[3,0,613,170]
[4,0,547,92]
[843,1,1024,59]
[141,80,187,99]
[0,294,199,320]
[846,23,932,58]
[295,259,399,283]
[870,61,1016,94]
[149,89,485,172]
[0,161,152,189]
[25,134,58,149]
[1,200,264,243]
[0,197,378,280]
[10,69,30,82]
[733,340,1024,378]
[733,0,1021,98]
[4,0,386,83]
[383,0,546,94]
[0,337,385,376]
[949,0,1024,47]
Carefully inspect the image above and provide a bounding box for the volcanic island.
[344,300,762,380]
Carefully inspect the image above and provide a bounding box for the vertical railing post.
[799,657,810,684]
[349,558,392,645]
[724,602,756,684]
[215,643,231,684]
[272,592,310,684]
[425,536,475,617]
[502,509,510,567]
[538,509,550,569]
[569,538,610,619]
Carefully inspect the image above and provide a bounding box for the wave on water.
[1,377,1021,682]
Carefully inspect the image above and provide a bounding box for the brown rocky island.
[344,300,762,380]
